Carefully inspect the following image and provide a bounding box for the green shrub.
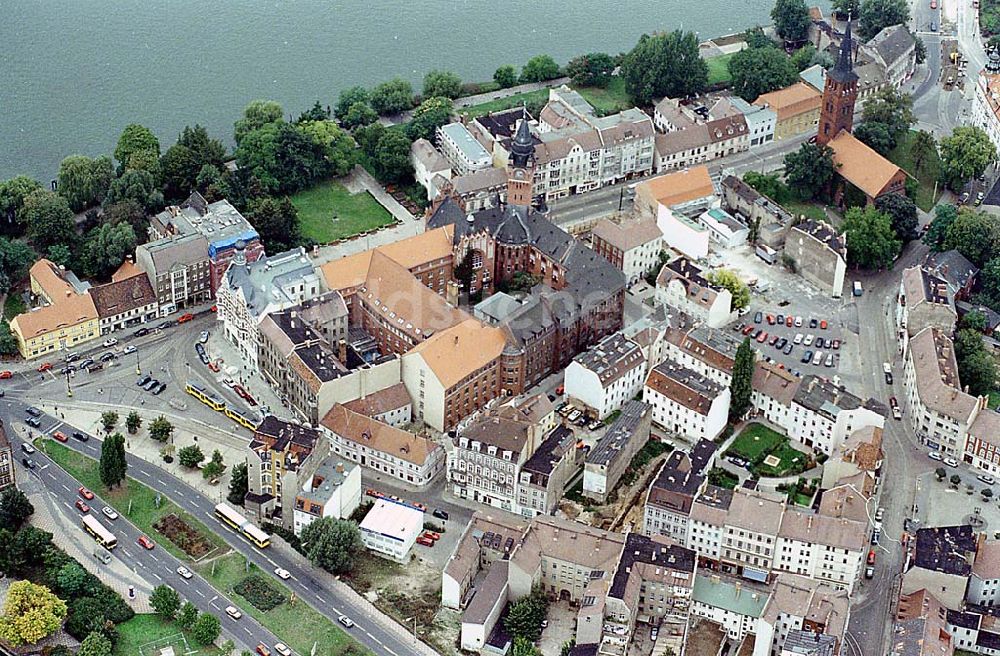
[233,574,285,611]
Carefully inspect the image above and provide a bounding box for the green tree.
[83,222,137,280]
[228,462,249,506]
[354,122,387,158]
[233,100,283,145]
[77,632,113,656]
[126,411,142,435]
[19,190,76,252]
[940,126,997,191]
[832,0,862,17]
[783,143,835,200]
[504,589,548,642]
[177,124,227,170]
[875,192,918,242]
[859,0,911,39]
[944,207,1000,267]
[980,258,1000,309]
[422,70,463,99]
[910,129,937,173]
[245,196,301,253]
[0,176,42,226]
[220,640,235,656]
[177,601,198,630]
[191,613,221,646]
[861,87,915,140]
[160,144,201,201]
[962,309,990,332]
[335,86,371,121]
[203,450,224,480]
[149,585,180,620]
[369,78,414,115]
[57,155,113,212]
[55,562,91,598]
[706,269,750,309]
[621,31,708,105]
[115,124,161,173]
[854,121,896,156]
[100,411,118,434]
[178,445,205,468]
[954,328,998,396]
[728,46,798,101]
[0,237,37,294]
[914,36,927,64]
[789,43,818,71]
[565,52,616,87]
[493,65,518,89]
[0,322,17,356]
[342,101,378,130]
[771,0,811,42]
[511,637,541,656]
[373,130,414,183]
[841,205,901,269]
[149,416,174,442]
[923,203,957,251]
[102,200,147,236]
[0,580,67,647]
[0,526,51,575]
[730,338,755,420]
[0,488,34,530]
[46,244,71,268]
[743,26,775,49]
[104,169,163,212]
[300,517,363,574]
[99,433,127,489]
[520,54,561,83]
[407,96,455,142]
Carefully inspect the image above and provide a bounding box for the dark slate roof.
[586,401,650,467]
[609,533,695,599]
[925,249,980,291]
[913,525,976,575]
[868,24,915,67]
[829,20,860,84]
[474,107,531,141]
[979,630,1000,651]
[522,425,574,476]
[89,273,156,319]
[690,439,718,473]
[567,645,599,656]
[947,609,981,630]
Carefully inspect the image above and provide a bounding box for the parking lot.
[732,309,846,377]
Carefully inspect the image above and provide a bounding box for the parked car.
[819,320,828,330]
[784,315,793,327]
[423,531,441,541]
[801,350,813,364]
[21,443,35,455]
[100,352,116,362]
[793,333,803,345]
[80,358,95,370]
[75,499,90,513]
[811,351,823,366]
[37,362,52,372]
[102,338,118,347]
[143,378,159,391]
[122,345,136,355]
[809,318,818,329]
[832,339,841,350]
[416,536,435,547]
[775,338,787,349]
[102,506,118,520]
[885,371,893,385]
[944,457,960,467]
[783,342,794,355]
[86,363,103,373]
[274,644,292,656]
[0,371,12,379]
[153,382,167,395]
[824,354,834,367]
[756,331,768,343]
[768,334,780,346]
[178,313,195,323]
[890,397,902,420]
[803,334,814,347]
[432,508,450,521]
[978,474,996,486]
[875,507,885,521]
[766,314,775,325]
[26,417,41,428]
[137,375,151,387]
[753,311,762,324]
[137,535,155,549]
[64,352,80,362]
[78,486,94,500]
[158,321,173,331]
[865,565,875,579]
[928,451,944,461]
[742,324,755,335]
[134,327,150,337]
[199,330,210,344]
[199,352,210,365]
[28,407,44,419]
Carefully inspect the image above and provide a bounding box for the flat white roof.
[359,499,424,542]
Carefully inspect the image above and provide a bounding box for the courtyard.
[290,179,395,243]
[725,423,814,478]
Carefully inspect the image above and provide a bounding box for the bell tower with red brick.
[817,20,860,146]
[507,109,536,207]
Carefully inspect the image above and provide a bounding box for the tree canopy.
[565,52,616,88]
[300,517,363,574]
[407,97,455,142]
[0,580,67,646]
[621,31,708,106]
[0,488,34,531]
[228,462,248,506]
[939,126,997,192]
[369,78,414,115]
[99,433,127,490]
[706,269,751,309]
[335,86,371,121]
[494,65,518,89]
[943,207,1000,267]
[875,192,918,242]
[57,155,113,212]
[841,205,901,269]
[115,124,161,173]
[520,54,561,83]
[19,190,76,252]
[728,46,798,102]
[783,143,835,200]
[422,70,463,99]
[82,222,137,281]
[730,338,755,420]
[771,0,812,42]
[233,100,283,145]
[0,176,42,225]
[923,203,957,251]
[245,196,301,253]
[858,0,911,39]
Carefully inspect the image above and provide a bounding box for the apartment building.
[644,359,730,442]
[661,319,741,386]
[410,138,452,201]
[896,265,957,357]
[973,60,1000,158]
[582,400,652,502]
[320,404,444,486]
[88,260,158,335]
[637,166,718,260]
[785,219,847,298]
[651,96,750,171]
[753,83,822,140]
[135,232,212,311]
[437,122,493,175]
[863,24,917,88]
[589,215,663,286]
[720,175,793,250]
[291,458,361,537]
[786,375,885,456]
[643,440,717,541]
[516,426,583,518]
[563,332,646,420]
[655,257,737,329]
[11,259,101,359]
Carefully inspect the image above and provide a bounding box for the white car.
[274,567,291,580]
[176,566,193,579]
[875,507,885,521]
[102,338,118,347]
[122,345,136,355]
[101,506,119,520]
[978,474,996,486]
[928,451,944,461]
[794,316,803,327]
[274,644,292,656]
[944,457,960,468]
[793,333,803,345]
[225,605,242,620]
[199,330,210,344]
[338,615,354,628]
[803,334,814,347]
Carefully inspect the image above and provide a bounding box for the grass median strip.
[37,439,228,562]
[196,553,364,656]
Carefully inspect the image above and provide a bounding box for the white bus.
[82,515,118,550]
[214,503,271,549]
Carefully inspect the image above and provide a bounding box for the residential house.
[786,375,885,455]
[563,332,646,420]
[925,249,980,300]
[320,404,444,486]
[643,440,716,541]
[87,260,158,335]
[644,359,730,442]
[583,400,652,502]
[516,426,583,517]
[655,257,737,329]
[291,458,362,537]
[411,138,452,201]
[437,122,493,175]
[864,24,917,88]
[589,215,663,285]
[651,97,750,171]
[662,319,741,386]
[720,175,793,250]
[753,83,822,140]
[973,59,1000,157]
[730,97,777,147]
[964,408,1000,476]
[342,382,412,428]
[896,266,958,357]
[893,590,954,656]
[11,259,100,359]
[636,166,718,260]
[135,232,212,311]
[785,219,848,297]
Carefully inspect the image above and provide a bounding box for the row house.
[644,359,730,442]
[655,256,737,329]
[651,96,751,172]
[582,400,652,502]
[589,215,663,286]
[88,260,158,335]
[895,265,958,358]
[643,440,717,541]
[563,332,646,420]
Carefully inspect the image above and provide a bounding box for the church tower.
[507,110,536,208]
[817,20,860,146]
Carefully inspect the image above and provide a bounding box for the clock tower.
[817,20,860,146]
[507,110,536,207]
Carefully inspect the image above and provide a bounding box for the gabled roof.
[321,404,440,466]
[406,319,507,389]
[89,271,156,319]
[637,166,715,208]
[828,131,905,199]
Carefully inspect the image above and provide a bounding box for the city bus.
[214,503,271,549]
[186,381,226,412]
[82,514,118,550]
[225,405,259,431]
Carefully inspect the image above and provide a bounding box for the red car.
[37,362,52,372]
[422,531,441,541]
[416,536,435,547]
[832,339,841,350]
[742,325,755,335]
[137,535,155,550]
[785,316,794,327]
[867,549,876,565]
[766,314,775,325]
[53,431,69,443]
[78,486,94,500]
[75,499,90,513]
[0,371,12,379]
[177,313,195,323]
[207,361,220,372]
[819,320,828,330]
[756,331,768,343]
[256,645,271,656]
[233,384,258,406]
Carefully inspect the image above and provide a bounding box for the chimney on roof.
[338,340,347,364]
[336,462,344,474]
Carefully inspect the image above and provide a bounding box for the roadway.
[8,415,283,654]
[10,399,431,656]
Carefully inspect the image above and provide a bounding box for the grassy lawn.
[989,389,1000,411]
[707,467,740,490]
[458,89,550,118]
[888,130,942,212]
[577,78,631,115]
[784,199,833,223]
[755,442,813,478]
[197,553,362,656]
[726,423,786,461]
[706,52,737,86]
[37,439,228,562]
[290,180,394,244]
[116,614,219,656]
[3,293,25,320]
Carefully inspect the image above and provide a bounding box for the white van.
[812,350,824,366]
[853,281,863,296]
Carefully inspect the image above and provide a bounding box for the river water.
[1,0,825,180]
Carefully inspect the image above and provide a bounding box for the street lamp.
[64,369,73,398]
[135,346,141,375]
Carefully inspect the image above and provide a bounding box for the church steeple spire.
[829,17,859,84]
[816,17,860,146]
